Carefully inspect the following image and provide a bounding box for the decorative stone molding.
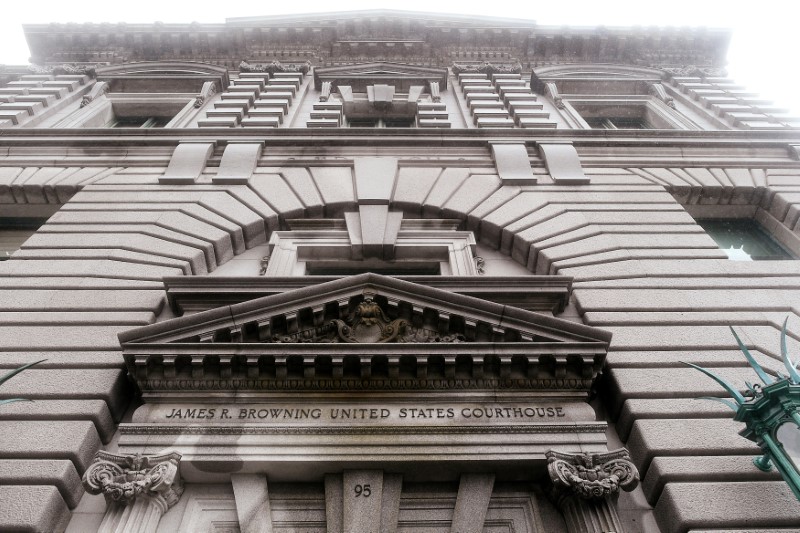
[648,82,675,108]
[79,81,109,108]
[83,451,183,505]
[546,449,639,533]
[320,81,332,101]
[240,59,311,75]
[661,65,727,79]
[452,61,522,76]
[544,82,564,109]
[82,451,183,533]
[28,62,97,77]
[193,81,217,108]
[429,81,441,102]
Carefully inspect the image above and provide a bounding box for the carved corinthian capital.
[83,451,184,508]
[547,448,639,500]
[546,449,640,533]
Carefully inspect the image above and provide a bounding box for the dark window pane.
[348,118,379,128]
[384,118,414,128]
[697,219,794,260]
[307,264,441,275]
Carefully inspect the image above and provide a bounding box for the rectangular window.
[697,219,795,260]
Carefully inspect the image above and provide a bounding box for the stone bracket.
[789,144,800,161]
[490,142,537,185]
[213,141,265,184]
[160,140,216,184]
[538,142,589,185]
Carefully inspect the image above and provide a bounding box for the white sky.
[1,0,797,115]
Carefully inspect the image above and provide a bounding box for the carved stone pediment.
[313,62,447,91]
[120,274,610,392]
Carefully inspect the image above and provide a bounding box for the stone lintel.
[160,140,215,184]
[538,142,589,185]
[213,141,265,185]
[489,141,537,185]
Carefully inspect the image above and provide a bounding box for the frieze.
[28,62,97,77]
[452,61,523,76]
[135,377,594,392]
[240,59,311,75]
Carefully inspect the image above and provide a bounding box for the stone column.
[82,451,183,533]
[546,449,639,533]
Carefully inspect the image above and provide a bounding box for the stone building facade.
[1,10,800,533]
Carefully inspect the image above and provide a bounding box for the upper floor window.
[532,64,699,130]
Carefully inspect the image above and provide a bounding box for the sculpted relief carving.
[273,291,465,344]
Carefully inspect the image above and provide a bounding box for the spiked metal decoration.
[683,318,800,500]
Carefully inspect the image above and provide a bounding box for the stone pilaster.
[546,449,639,533]
[82,451,183,533]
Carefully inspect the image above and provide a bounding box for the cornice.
[21,11,729,68]
[162,275,573,315]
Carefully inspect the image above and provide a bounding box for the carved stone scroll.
[648,82,675,108]
[545,82,564,109]
[429,81,441,102]
[80,81,109,108]
[320,81,332,101]
[546,449,639,533]
[82,451,183,533]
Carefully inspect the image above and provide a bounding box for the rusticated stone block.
[0,459,83,508]
[0,485,70,533]
[627,418,759,475]
[642,455,779,504]
[0,420,101,474]
[655,482,800,533]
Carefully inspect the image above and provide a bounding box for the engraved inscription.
[155,403,570,424]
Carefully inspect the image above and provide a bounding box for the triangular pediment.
[313,62,448,91]
[121,274,610,393]
[121,273,608,346]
